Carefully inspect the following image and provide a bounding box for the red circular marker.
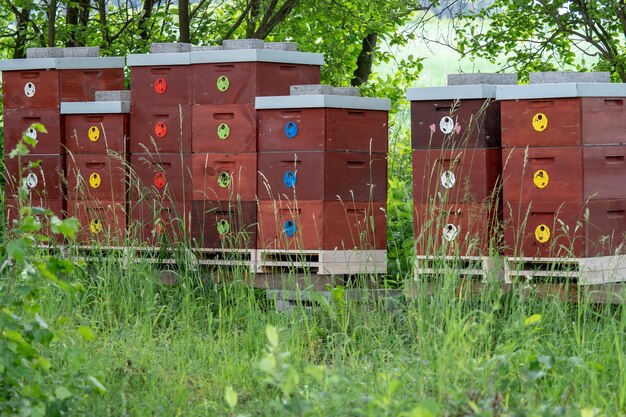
[155,223,164,235]
[155,122,167,138]
[154,78,167,94]
[154,172,167,189]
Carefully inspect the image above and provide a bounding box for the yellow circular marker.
[88,126,100,142]
[535,224,551,243]
[533,169,549,189]
[532,113,548,132]
[89,173,101,189]
[90,219,103,234]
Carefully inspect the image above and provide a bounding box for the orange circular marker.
[154,172,167,189]
[155,122,167,138]
[154,78,167,94]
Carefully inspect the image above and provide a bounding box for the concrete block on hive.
[192,45,223,51]
[62,47,100,57]
[290,84,334,95]
[95,90,131,101]
[332,86,360,96]
[264,42,298,51]
[26,47,64,58]
[530,71,610,84]
[447,73,517,85]
[222,39,264,50]
[150,42,192,53]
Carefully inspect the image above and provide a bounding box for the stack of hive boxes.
[62,90,130,244]
[1,47,124,236]
[127,43,194,245]
[189,40,323,253]
[497,72,626,259]
[407,74,515,257]
[255,85,389,274]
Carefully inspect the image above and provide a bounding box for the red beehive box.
[4,154,64,200]
[0,57,125,109]
[127,52,192,106]
[130,105,192,154]
[192,104,256,153]
[497,83,626,147]
[3,108,62,154]
[256,96,389,152]
[257,151,387,201]
[190,48,323,105]
[66,154,126,201]
[585,199,626,256]
[257,200,386,251]
[191,200,257,249]
[583,145,626,200]
[407,85,504,150]
[62,101,130,154]
[412,148,501,204]
[67,200,126,244]
[129,153,192,202]
[413,202,499,256]
[129,200,192,245]
[502,147,583,203]
[192,153,256,201]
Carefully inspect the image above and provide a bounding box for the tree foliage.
[455,0,626,81]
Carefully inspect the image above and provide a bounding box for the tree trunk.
[97,0,110,49]
[47,0,57,46]
[179,0,190,42]
[14,9,29,58]
[351,33,378,86]
[138,0,155,42]
[66,0,79,46]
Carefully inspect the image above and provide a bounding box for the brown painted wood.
[4,154,64,200]
[130,65,191,106]
[192,62,320,105]
[413,202,498,256]
[257,200,386,251]
[585,199,626,256]
[66,153,126,201]
[581,98,626,145]
[65,113,128,154]
[59,68,124,102]
[192,104,256,153]
[502,200,586,257]
[258,151,387,202]
[257,108,388,152]
[128,199,192,245]
[2,69,60,109]
[129,153,192,202]
[502,146,583,203]
[192,153,257,201]
[410,99,501,149]
[67,199,126,244]
[129,105,192,153]
[3,108,62,154]
[583,145,626,200]
[501,98,582,147]
[191,200,257,249]
[413,148,502,204]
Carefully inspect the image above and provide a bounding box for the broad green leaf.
[524,314,542,327]
[78,326,96,342]
[88,376,107,394]
[265,325,279,348]
[224,385,238,409]
[55,386,73,400]
[7,238,29,263]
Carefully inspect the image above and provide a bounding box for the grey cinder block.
[26,47,64,58]
[192,45,223,51]
[332,86,360,96]
[222,39,265,50]
[95,90,131,101]
[290,84,334,95]
[150,43,192,53]
[448,73,518,86]
[264,42,298,51]
[530,71,610,84]
[62,46,100,57]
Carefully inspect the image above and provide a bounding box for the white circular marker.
[24,82,36,97]
[442,224,459,241]
[25,172,38,189]
[441,171,456,189]
[439,116,454,134]
[26,128,37,140]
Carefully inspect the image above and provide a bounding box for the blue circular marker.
[284,121,298,138]
[283,171,297,188]
[283,220,297,237]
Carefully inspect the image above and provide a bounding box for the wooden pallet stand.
[413,255,502,282]
[504,255,626,285]
[252,249,387,275]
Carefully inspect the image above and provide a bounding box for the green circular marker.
[217,219,230,235]
[217,123,230,140]
[217,76,230,92]
[218,171,232,188]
